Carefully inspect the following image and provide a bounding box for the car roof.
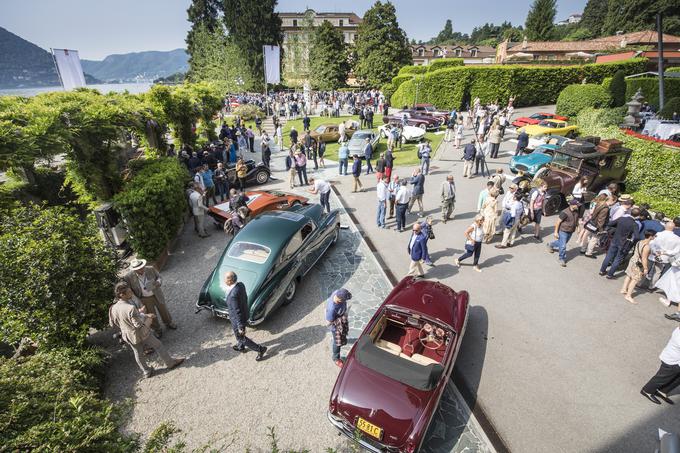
[384,279,462,327]
[231,209,311,250]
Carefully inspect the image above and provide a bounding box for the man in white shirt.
[395,181,411,232]
[497,191,524,248]
[376,176,388,228]
[189,182,210,238]
[641,327,680,404]
[649,221,680,287]
[308,177,332,214]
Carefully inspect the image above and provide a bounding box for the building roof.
[594,30,680,45]
[278,11,362,24]
[506,30,680,54]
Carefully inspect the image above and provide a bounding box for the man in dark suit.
[223,271,267,361]
[516,130,529,156]
[406,223,426,278]
[363,138,374,174]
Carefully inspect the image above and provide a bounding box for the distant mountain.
[81,49,189,83]
[0,26,99,89]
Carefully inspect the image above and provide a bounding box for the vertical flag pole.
[263,46,269,116]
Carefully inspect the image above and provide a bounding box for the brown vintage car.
[538,139,632,216]
[207,190,309,226]
[309,121,357,143]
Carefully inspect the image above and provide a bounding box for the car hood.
[514,154,551,166]
[334,359,430,447]
[520,125,551,136]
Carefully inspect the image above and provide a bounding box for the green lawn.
[279,115,445,167]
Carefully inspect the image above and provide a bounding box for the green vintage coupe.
[195,203,341,324]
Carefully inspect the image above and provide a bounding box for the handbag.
[428,227,435,240]
[584,220,599,233]
[464,243,474,253]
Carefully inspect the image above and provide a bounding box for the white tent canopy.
[507,52,534,59]
[565,51,595,58]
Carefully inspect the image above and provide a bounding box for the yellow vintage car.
[518,119,578,138]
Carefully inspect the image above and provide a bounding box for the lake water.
[0,82,153,97]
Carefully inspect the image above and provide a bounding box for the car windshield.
[351,133,371,142]
[551,152,581,172]
[422,105,435,112]
[530,114,544,119]
[537,121,553,127]
[227,241,271,264]
[314,125,326,133]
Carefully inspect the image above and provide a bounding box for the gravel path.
[102,137,495,452]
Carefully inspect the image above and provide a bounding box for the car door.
[299,220,325,272]
[262,231,305,317]
[327,126,338,142]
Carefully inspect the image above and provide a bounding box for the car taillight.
[329,399,337,414]
[404,439,417,453]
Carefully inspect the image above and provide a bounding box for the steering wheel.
[419,323,445,350]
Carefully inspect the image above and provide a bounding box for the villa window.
[471,49,478,57]
[433,49,440,56]
[418,49,424,57]
[292,19,298,27]
[455,49,462,57]
[339,19,344,27]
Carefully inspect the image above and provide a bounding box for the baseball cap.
[335,288,352,302]
[569,199,581,206]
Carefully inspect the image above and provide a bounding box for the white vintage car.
[378,124,426,144]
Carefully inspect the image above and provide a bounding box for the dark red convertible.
[382,110,441,131]
[327,277,469,453]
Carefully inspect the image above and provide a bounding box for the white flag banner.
[52,48,86,90]
[263,45,280,84]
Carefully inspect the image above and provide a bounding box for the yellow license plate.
[357,417,383,440]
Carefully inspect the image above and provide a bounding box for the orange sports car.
[208,190,309,225]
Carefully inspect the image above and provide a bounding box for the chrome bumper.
[194,300,265,326]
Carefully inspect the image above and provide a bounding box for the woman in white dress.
[454,214,485,272]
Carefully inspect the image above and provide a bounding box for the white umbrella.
[507,52,534,59]
[565,51,595,58]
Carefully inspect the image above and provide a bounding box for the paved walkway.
[328,106,680,452]
[102,147,494,451]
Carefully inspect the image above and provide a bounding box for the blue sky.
[1,0,588,60]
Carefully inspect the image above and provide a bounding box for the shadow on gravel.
[260,325,327,358]
[422,305,491,452]
[452,211,477,221]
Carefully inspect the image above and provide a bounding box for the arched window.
[418,48,424,57]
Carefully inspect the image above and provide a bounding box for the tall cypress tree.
[309,21,350,90]
[525,0,557,41]
[579,0,609,37]
[186,0,222,76]
[354,1,412,88]
[223,0,283,90]
[433,20,454,44]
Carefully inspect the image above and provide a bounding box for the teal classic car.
[196,203,340,324]
[509,136,571,176]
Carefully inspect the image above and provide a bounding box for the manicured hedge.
[391,58,647,110]
[428,58,464,71]
[398,65,428,75]
[666,66,680,73]
[576,111,680,217]
[624,77,680,109]
[392,74,415,89]
[381,82,395,103]
[556,84,612,117]
[114,158,189,259]
[659,97,680,119]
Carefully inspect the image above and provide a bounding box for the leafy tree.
[309,20,350,90]
[186,0,222,78]
[223,0,283,90]
[469,22,519,44]
[602,0,680,36]
[147,83,223,148]
[187,23,253,93]
[609,70,627,107]
[0,204,117,348]
[434,20,454,44]
[0,348,139,451]
[525,0,557,41]
[580,0,608,37]
[354,1,412,87]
